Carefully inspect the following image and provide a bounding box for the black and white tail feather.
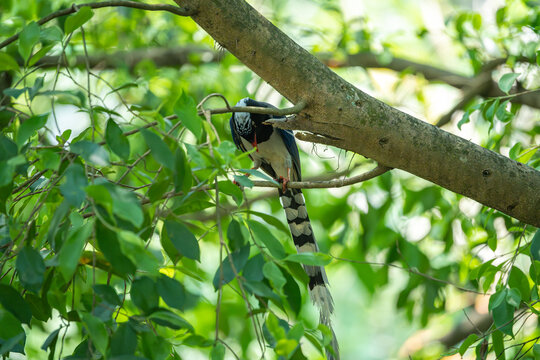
[279,187,339,360]
[230,98,339,360]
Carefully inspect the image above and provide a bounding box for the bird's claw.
[278,176,289,192]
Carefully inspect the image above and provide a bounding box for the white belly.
[241,134,293,179]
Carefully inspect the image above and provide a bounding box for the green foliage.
[0,0,538,359]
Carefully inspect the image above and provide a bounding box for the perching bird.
[230,98,339,360]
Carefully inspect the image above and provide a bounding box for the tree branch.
[324,52,540,111]
[197,100,306,117]
[251,164,390,189]
[437,308,492,348]
[435,73,492,127]
[177,0,540,226]
[33,46,216,70]
[0,1,196,50]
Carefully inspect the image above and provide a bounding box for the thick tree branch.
[437,308,492,348]
[0,1,196,50]
[177,0,540,226]
[34,47,216,70]
[330,52,540,110]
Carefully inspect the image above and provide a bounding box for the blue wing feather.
[276,127,301,181]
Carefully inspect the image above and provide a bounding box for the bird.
[229,97,339,360]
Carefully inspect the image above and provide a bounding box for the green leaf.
[288,323,304,342]
[70,140,110,166]
[0,285,32,324]
[471,13,482,30]
[110,323,137,357]
[131,276,159,313]
[457,110,470,130]
[243,253,265,282]
[213,245,250,289]
[244,280,280,301]
[0,52,19,72]
[0,309,25,354]
[173,146,192,193]
[141,332,170,360]
[3,87,27,99]
[109,185,143,228]
[59,164,88,207]
[64,6,94,35]
[16,246,45,292]
[164,220,200,261]
[530,229,540,261]
[18,21,40,61]
[57,221,92,281]
[248,220,286,259]
[211,343,225,360]
[495,7,506,27]
[459,333,478,356]
[275,338,298,357]
[506,288,521,308]
[93,284,121,306]
[105,119,130,159]
[285,252,331,266]
[149,310,194,331]
[141,129,174,169]
[495,100,513,123]
[16,113,48,147]
[28,43,55,66]
[85,184,113,215]
[118,231,160,275]
[28,76,44,100]
[175,91,202,138]
[25,293,51,322]
[40,26,63,42]
[0,136,17,162]
[148,180,170,203]
[240,168,280,184]
[218,180,244,206]
[40,327,60,353]
[233,174,253,188]
[492,300,515,336]
[485,98,499,122]
[243,210,289,234]
[283,271,302,314]
[96,222,136,276]
[489,289,507,311]
[79,311,108,356]
[227,219,248,251]
[157,274,186,311]
[498,73,520,94]
[508,266,530,301]
[263,262,286,292]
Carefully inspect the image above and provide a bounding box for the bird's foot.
[278,176,289,192]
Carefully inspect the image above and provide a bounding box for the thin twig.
[250,164,391,189]
[198,100,307,117]
[0,1,196,50]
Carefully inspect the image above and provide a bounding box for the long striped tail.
[279,188,339,360]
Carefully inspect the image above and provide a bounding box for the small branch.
[435,73,492,127]
[198,100,307,117]
[251,164,391,189]
[0,1,196,50]
[32,47,217,70]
